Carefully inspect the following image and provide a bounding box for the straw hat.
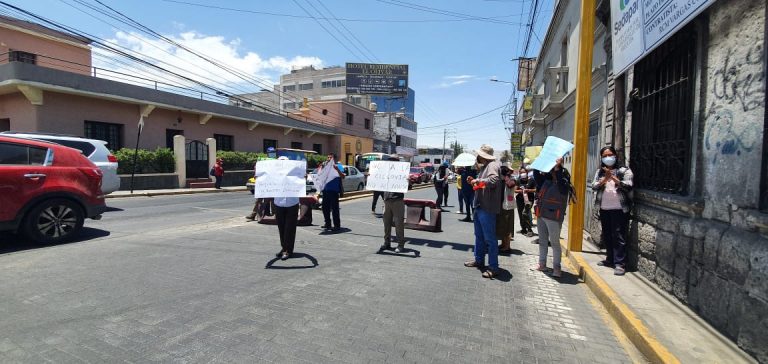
[475,144,496,160]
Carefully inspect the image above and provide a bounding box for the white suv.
[1,132,120,194]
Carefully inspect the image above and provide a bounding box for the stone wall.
[626,0,767,360]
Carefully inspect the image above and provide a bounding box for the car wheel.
[23,198,85,244]
[357,183,364,191]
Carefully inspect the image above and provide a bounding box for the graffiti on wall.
[705,45,765,164]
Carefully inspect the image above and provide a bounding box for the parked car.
[1,132,120,194]
[409,167,430,185]
[0,135,107,244]
[306,165,365,193]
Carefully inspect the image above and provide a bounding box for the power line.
[419,104,508,129]
[373,0,522,26]
[160,0,525,24]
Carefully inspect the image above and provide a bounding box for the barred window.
[630,25,697,195]
[84,121,122,151]
[298,83,313,91]
[312,143,322,154]
[214,134,234,151]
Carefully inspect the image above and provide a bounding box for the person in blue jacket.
[321,153,345,231]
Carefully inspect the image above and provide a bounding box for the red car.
[0,135,106,244]
[409,167,430,185]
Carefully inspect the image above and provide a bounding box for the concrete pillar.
[206,138,217,178]
[173,135,186,188]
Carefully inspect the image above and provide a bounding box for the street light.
[490,77,517,87]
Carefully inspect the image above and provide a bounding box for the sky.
[2,0,553,151]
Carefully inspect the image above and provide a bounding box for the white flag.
[138,115,145,132]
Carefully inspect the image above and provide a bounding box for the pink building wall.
[0,25,91,75]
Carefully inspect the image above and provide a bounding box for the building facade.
[372,112,417,159]
[529,0,767,360]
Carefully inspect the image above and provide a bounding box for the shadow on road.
[265,252,319,269]
[406,237,474,252]
[104,206,124,212]
[318,227,351,235]
[0,227,111,255]
[375,247,421,258]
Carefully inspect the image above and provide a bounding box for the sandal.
[482,270,498,278]
[464,260,483,268]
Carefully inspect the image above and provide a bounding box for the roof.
[0,15,91,45]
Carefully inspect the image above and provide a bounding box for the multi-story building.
[372,112,417,159]
[415,147,453,165]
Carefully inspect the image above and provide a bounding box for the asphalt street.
[0,187,635,363]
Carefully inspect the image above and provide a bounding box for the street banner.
[611,0,715,75]
[517,58,537,91]
[511,133,523,153]
[365,161,410,193]
[529,136,574,172]
[254,160,307,198]
[346,63,409,95]
[312,159,339,192]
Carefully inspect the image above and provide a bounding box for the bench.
[403,198,442,232]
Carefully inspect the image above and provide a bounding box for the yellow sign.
[525,146,543,161]
[523,96,533,111]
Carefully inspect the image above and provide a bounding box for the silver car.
[306,165,365,192]
[1,132,121,194]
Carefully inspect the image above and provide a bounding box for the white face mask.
[602,156,617,167]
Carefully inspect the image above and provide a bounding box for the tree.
[450,140,464,157]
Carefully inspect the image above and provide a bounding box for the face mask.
[602,156,617,167]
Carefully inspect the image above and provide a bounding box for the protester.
[515,167,536,236]
[246,150,275,221]
[455,166,465,214]
[433,164,448,208]
[459,166,477,222]
[272,157,300,260]
[320,153,345,231]
[592,146,634,276]
[464,144,503,278]
[381,157,407,253]
[532,157,573,278]
[442,162,451,207]
[213,158,224,189]
[497,166,516,253]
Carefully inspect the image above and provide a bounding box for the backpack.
[209,167,215,176]
[534,169,576,222]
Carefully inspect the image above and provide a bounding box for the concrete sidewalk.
[556,222,757,363]
[106,183,433,199]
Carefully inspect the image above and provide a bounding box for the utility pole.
[566,0,596,252]
[441,128,456,163]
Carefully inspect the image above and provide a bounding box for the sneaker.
[322,224,331,230]
[614,266,626,276]
[395,245,404,253]
[280,252,289,260]
[552,267,562,278]
[456,210,464,214]
[380,243,392,251]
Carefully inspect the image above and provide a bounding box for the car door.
[0,142,51,222]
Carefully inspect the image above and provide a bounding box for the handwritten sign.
[529,136,574,172]
[254,160,307,198]
[365,161,410,193]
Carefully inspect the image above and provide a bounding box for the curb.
[560,241,681,364]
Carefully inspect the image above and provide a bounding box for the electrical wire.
[419,104,508,129]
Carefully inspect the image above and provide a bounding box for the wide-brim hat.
[475,144,496,160]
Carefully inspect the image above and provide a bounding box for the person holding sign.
[317,153,345,231]
[463,144,503,279]
[375,157,409,252]
[253,157,307,260]
[532,157,575,278]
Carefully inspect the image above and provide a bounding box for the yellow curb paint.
[559,239,680,364]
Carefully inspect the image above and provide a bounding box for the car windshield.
[410,167,421,173]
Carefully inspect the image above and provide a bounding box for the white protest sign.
[253,160,307,198]
[312,158,340,192]
[365,161,410,193]
[529,136,574,172]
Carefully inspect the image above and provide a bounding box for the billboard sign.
[517,58,537,91]
[612,0,715,75]
[346,63,408,95]
[510,133,523,153]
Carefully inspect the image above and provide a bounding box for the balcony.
[542,66,569,114]
[529,94,546,126]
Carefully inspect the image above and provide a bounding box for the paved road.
[0,188,633,363]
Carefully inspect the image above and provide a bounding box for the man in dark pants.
[321,153,345,231]
[275,197,299,260]
[460,166,477,222]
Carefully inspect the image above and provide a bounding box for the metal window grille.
[84,121,122,151]
[9,50,36,64]
[630,25,697,195]
[214,134,234,151]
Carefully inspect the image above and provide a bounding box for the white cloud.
[93,30,323,96]
[432,74,478,88]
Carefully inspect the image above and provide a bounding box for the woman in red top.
[213,158,224,189]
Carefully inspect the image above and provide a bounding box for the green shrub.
[114,148,176,174]
[216,151,266,170]
[307,154,326,169]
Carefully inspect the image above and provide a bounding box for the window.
[84,121,122,151]
[283,102,297,110]
[283,85,296,92]
[351,97,362,105]
[214,134,234,151]
[9,50,36,65]
[291,142,303,149]
[396,117,402,127]
[312,143,322,154]
[0,143,46,165]
[0,118,9,132]
[53,140,96,157]
[263,139,277,152]
[561,38,568,66]
[298,83,313,91]
[346,112,353,125]
[396,135,401,146]
[630,25,697,195]
[166,129,183,149]
[321,79,346,88]
[364,118,371,129]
